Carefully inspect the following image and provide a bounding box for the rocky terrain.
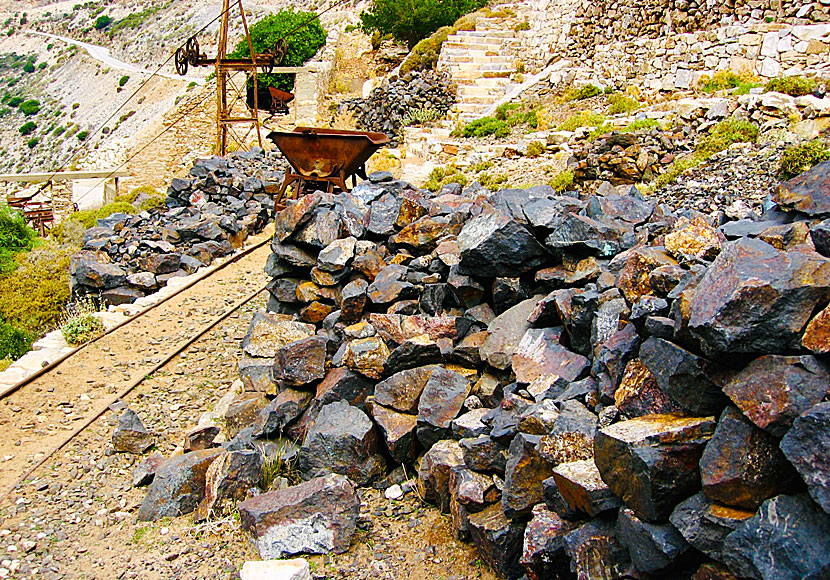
[70,149,286,304]
[107,156,830,580]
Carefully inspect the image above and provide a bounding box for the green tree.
[93,15,112,29]
[228,9,327,92]
[360,0,487,49]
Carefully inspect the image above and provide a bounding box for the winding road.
[31,30,204,83]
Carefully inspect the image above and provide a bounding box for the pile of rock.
[338,70,456,144]
[569,127,694,185]
[135,163,830,579]
[70,149,285,304]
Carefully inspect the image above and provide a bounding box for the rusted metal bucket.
[267,127,390,202]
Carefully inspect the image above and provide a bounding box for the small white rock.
[240,559,311,580]
[385,484,404,500]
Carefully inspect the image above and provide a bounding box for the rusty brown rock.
[503,433,553,520]
[391,215,461,251]
[722,354,830,436]
[551,458,622,517]
[614,359,681,418]
[223,392,269,437]
[342,336,390,379]
[274,192,328,241]
[699,407,798,510]
[272,336,327,387]
[417,367,471,448]
[687,238,830,354]
[468,503,526,580]
[194,449,263,521]
[417,439,465,512]
[369,313,459,344]
[368,401,419,463]
[521,504,580,580]
[298,301,334,324]
[594,414,716,522]
[802,303,830,353]
[664,216,723,263]
[184,425,220,452]
[241,313,315,358]
[374,365,436,413]
[511,327,589,384]
[480,296,542,370]
[773,160,830,216]
[616,246,678,303]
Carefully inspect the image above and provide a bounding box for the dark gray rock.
[616,507,690,574]
[469,503,526,580]
[669,492,754,562]
[238,473,359,559]
[112,409,154,454]
[417,367,471,448]
[137,448,225,520]
[780,402,830,514]
[503,433,552,520]
[520,504,579,580]
[457,212,547,277]
[297,401,385,485]
[722,494,830,580]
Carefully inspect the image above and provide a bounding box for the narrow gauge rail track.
[0,231,274,503]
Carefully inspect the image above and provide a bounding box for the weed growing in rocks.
[697,118,759,156]
[766,75,816,97]
[699,70,761,94]
[424,165,469,191]
[60,296,104,345]
[558,111,606,131]
[779,140,830,179]
[606,93,640,115]
[457,117,510,138]
[526,140,545,157]
[549,168,575,192]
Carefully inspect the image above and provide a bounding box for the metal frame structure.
[174,0,286,155]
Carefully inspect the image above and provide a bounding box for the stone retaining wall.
[502,0,830,88]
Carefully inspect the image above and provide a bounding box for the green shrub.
[95,201,136,220]
[399,26,451,76]
[60,296,104,345]
[37,62,46,70]
[574,84,602,100]
[0,242,73,334]
[0,320,32,360]
[19,99,39,115]
[766,75,816,97]
[779,140,830,179]
[139,196,166,211]
[52,125,65,136]
[22,62,34,73]
[478,171,507,190]
[699,70,761,94]
[607,93,640,115]
[460,117,510,138]
[495,103,521,121]
[514,20,530,32]
[558,111,606,131]
[401,107,442,126]
[549,169,575,192]
[0,203,37,274]
[359,0,487,49]
[8,96,22,107]
[18,121,35,135]
[76,129,89,140]
[526,140,545,157]
[93,15,112,29]
[228,10,327,92]
[27,137,38,148]
[118,75,129,87]
[697,118,758,156]
[49,218,86,247]
[645,154,703,193]
[423,165,468,191]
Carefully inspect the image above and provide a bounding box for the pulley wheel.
[174,47,189,76]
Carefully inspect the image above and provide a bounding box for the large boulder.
[594,414,716,522]
[721,494,830,580]
[480,296,542,369]
[686,238,830,354]
[137,448,225,521]
[773,161,830,216]
[416,367,471,448]
[722,355,830,437]
[457,212,547,277]
[238,474,359,559]
[468,503,526,580]
[296,401,386,485]
[780,402,830,514]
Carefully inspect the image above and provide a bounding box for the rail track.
[0,229,273,503]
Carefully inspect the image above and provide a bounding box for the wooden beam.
[0,170,131,183]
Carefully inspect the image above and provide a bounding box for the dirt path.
[0,227,496,580]
[0,234,272,498]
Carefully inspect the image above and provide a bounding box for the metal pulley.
[174,36,202,76]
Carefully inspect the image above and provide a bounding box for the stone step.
[458,84,508,97]
[441,52,514,64]
[456,95,502,105]
[443,40,505,51]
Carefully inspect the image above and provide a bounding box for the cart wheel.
[186,37,200,62]
[174,47,189,76]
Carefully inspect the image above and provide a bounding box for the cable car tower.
[174,0,286,155]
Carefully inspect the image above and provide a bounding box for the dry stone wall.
[503,0,830,88]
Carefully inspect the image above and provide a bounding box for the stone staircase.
[437,18,519,120]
